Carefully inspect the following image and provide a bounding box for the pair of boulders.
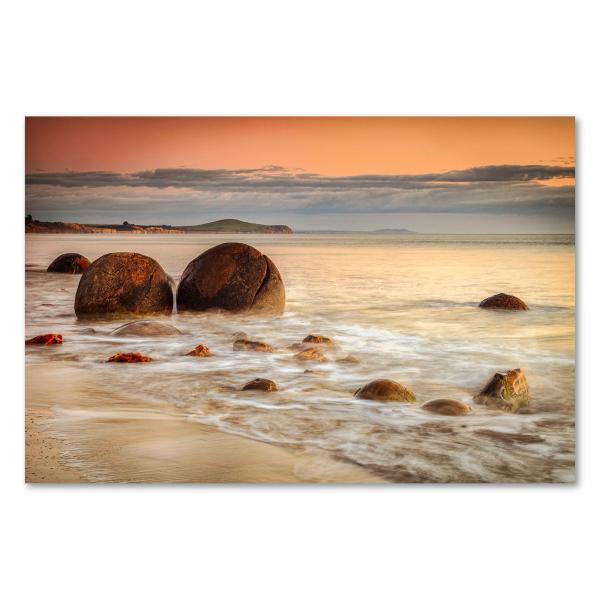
[72,243,285,318]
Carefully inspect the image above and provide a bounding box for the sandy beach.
[26,364,384,483]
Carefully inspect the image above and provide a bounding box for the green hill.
[180,219,292,233]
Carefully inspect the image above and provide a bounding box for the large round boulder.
[75,252,174,318]
[47,253,91,274]
[354,379,416,403]
[479,293,528,311]
[176,243,285,314]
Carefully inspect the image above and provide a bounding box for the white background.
[1,1,598,598]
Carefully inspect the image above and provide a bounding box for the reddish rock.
[421,399,472,416]
[107,352,152,363]
[294,347,328,362]
[187,344,212,357]
[354,379,416,403]
[26,333,63,345]
[233,339,273,353]
[302,334,334,346]
[479,293,528,311]
[474,369,529,412]
[75,252,173,317]
[242,378,278,392]
[47,253,91,274]
[176,243,285,314]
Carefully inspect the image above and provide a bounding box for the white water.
[26,233,576,482]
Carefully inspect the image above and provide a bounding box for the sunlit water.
[25,233,576,482]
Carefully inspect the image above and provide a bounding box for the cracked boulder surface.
[47,253,91,274]
[75,252,174,318]
[176,243,285,314]
[474,368,529,412]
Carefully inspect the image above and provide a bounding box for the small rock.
[479,293,528,311]
[26,333,63,345]
[187,344,211,357]
[421,399,472,416]
[302,334,334,346]
[474,368,529,412]
[294,347,328,362]
[110,320,182,337]
[107,352,152,363]
[233,339,273,352]
[232,331,248,341]
[337,355,360,364]
[354,379,416,403]
[242,378,278,392]
[80,328,96,335]
[47,253,91,274]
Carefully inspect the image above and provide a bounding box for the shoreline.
[25,364,384,484]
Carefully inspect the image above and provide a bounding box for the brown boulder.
[107,352,152,363]
[233,339,273,353]
[479,293,528,311]
[176,243,285,314]
[242,378,278,392]
[75,252,174,318]
[47,253,91,274]
[421,399,472,416]
[110,320,182,337]
[474,368,529,412]
[354,379,416,403]
[302,334,334,346]
[26,333,63,345]
[187,344,212,357]
[294,347,328,362]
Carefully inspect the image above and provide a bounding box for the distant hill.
[371,228,417,234]
[180,219,292,234]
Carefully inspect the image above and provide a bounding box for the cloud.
[25,164,575,224]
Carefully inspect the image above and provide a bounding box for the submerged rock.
[294,347,328,362]
[187,344,212,357]
[47,253,91,274]
[26,333,63,345]
[421,399,472,416]
[474,368,529,412]
[107,352,152,363]
[233,339,273,353]
[232,331,249,341]
[75,252,174,317]
[337,355,360,364]
[302,334,334,346]
[110,320,182,337]
[176,243,285,314]
[354,379,416,403]
[479,293,528,311]
[242,378,278,392]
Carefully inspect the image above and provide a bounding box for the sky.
[25,117,575,233]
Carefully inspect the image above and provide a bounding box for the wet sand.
[25,364,384,484]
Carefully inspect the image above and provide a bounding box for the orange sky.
[25,117,575,176]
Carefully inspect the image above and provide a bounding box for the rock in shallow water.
[75,252,174,318]
[26,333,63,345]
[479,293,528,311]
[187,344,212,357]
[233,339,273,352]
[294,347,328,362]
[474,368,529,412]
[354,379,416,403]
[302,334,334,346]
[242,378,278,392]
[47,253,91,274]
[421,399,472,416]
[107,352,152,363]
[176,243,285,314]
[110,320,182,337]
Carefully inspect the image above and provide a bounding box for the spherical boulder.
[242,378,278,392]
[354,379,416,403]
[421,399,472,416]
[47,253,91,274]
[474,368,529,412]
[75,252,174,318]
[479,293,528,311]
[110,320,182,337]
[176,243,285,314]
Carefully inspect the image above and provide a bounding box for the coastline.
[25,364,384,484]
